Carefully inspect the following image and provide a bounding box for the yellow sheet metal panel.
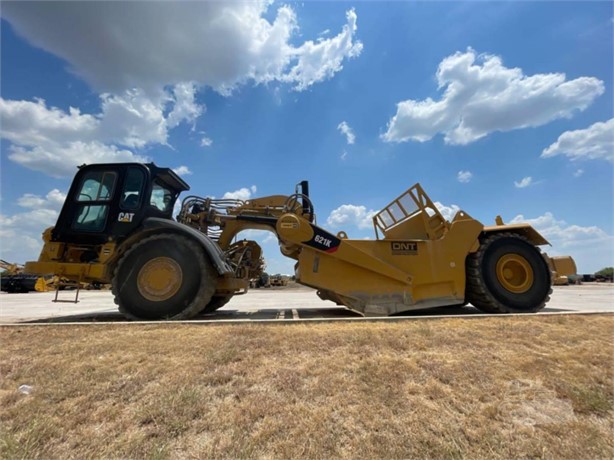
[215,276,249,293]
[37,242,65,261]
[483,224,549,246]
[24,261,109,282]
[238,195,289,209]
[550,256,577,276]
[98,243,117,264]
[293,215,483,315]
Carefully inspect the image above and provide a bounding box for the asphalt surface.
[1,283,612,324]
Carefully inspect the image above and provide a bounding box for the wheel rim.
[137,257,183,302]
[496,254,534,294]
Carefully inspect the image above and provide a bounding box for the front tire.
[112,234,216,320]
[466,233,552,313]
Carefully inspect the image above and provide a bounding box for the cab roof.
[77,162,190,192]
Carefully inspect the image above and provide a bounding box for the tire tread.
[111,233,217,320]
[466,232,552,313]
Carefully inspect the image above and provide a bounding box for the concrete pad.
[0,283,612,324]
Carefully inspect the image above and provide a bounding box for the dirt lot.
[1,315,612,459]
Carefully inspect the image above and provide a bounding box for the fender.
[142,217,234,275]
[482,223,549,246]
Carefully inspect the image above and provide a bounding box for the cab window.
[76,171,116,202]
[73,171,117,232]
[120,167,145,210]
[150,180,175,213]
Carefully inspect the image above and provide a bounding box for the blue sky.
[1,1,612,274]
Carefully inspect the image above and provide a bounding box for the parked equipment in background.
[25,162,577,320]
[270,274,289,287]
[0,259,53,293]
[546,256,577,286]
[257,273,271,288]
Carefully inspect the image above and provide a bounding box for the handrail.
[372,183,449,240]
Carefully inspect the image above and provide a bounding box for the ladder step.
[53,280,81,304]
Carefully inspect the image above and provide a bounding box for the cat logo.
[391,241,418,255]
[118,212,135,223]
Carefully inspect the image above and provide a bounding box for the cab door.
[52,164,150,245]
[71,169,117,234]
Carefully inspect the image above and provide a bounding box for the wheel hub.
[137,257,183,301]
[496,254,534,294]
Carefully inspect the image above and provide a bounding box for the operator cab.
[52,163,190,245]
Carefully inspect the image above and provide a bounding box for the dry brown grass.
[1,315,613,459]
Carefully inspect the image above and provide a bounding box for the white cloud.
[327,204,377,229]
[1,86,200,151]
[16,189,66,209]
[272,87,283,106]
[434,201,461,221]
[223,185,257,201]
[0,97,98,146]
[165,82,203,129]
[172,166,192,176]
[7,141,147,179]
[514,176,533,188]
[337,121,356,145]
[511,212,609,244]
[341,151,348,160]
[510,212,613,272]
[382,48,604,145]
[282,9,363,91]
[0,190,67,263]
[327,200,463,230]
[15,195,47,209]
[0,85,203,177]
[2,5,362,177]
[573,169,584,177]
[3,3,362,94]
[541,118,614,162]
[237,229,277,246]
[457,170,473,183]
[96,89,171,148]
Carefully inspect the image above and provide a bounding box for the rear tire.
[466,233,552,313]
[112,234,216,320]
[200,295,233,315]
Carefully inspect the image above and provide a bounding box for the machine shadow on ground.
[22,305,574,324]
